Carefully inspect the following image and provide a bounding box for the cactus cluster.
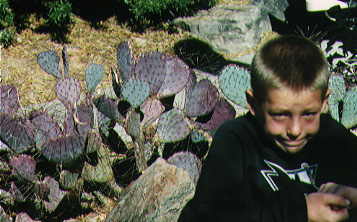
[0,41,254,221]
[328,74,357,129]
[93,41,252,174]
[0,46,114,220]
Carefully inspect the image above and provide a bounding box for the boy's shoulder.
[319,113,357,140]
[215,112,260,140]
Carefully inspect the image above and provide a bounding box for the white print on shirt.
[261,160,318,191]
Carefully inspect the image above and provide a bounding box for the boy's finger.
[324,193,351,208]
[318,182,338,193]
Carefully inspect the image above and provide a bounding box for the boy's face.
[246,87,330,154]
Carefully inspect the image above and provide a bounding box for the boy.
[178,36,357,221]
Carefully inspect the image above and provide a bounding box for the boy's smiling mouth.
[275,138,309,153]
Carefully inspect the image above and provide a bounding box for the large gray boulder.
[174,4,272,55]
[105,157,195,222]
[254,0,289,21]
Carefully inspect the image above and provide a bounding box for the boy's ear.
[246,89,257,116]
[321,89,331,112]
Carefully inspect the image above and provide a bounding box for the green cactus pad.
[125,110,141,140]
[341,87,357,129]
[328,75,346,121]
[85,63,104,93]
[156,109,191,143]
[190,131,207,143]
[54,77,81,110]
[62,46,69,78]
[121,79,150,109]
[37,50,62,79]
[94,95,124,122]
[219,65,251,108]
[117,40,133,83]
[185,79,219,117]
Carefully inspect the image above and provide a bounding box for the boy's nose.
[287,118,302,139]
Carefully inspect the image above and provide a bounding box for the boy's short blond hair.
[250,35,329,102]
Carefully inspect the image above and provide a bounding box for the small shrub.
[45,0,72,41]
[0,0,14,28]
[0,0,15,47]
[0,27,14,47]
[123,0,217,28]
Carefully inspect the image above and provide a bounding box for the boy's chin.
[275,139,308,154]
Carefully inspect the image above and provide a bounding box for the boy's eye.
[303,112,318,118]
[270,113,289,120]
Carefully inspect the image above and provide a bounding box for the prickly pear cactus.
[94,95,124,122]
[328,75,346,121]
[167,151,202,185]
[190,131,207,143]
[41,176,67,212]
[341,87,357,129]
[134,52,190,98]
[117,40,133,83]
[157,55,190,98]
[30,111,62,150]
[85,63,104,93]
[135,51,166,95]
[219,65,251,108]
[125,109,141,140]
[111,67,122,98]
[62,46,69,78]
[0,113,34,153]
[54,77,81,110]
[156,109,191,143]
[74,103,93,138]
[195,97,236,130]
[185,79,219,117]
[0,84,20,114]
[121,79,150,109]
[9,154,38,182]
[37,50,62,79]
[173,71,197,110]
[140,98,164,128]
[41,134,85,167]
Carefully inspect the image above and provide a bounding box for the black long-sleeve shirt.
[179,112,357,221]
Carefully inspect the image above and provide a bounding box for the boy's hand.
[306,192,350,222]
[319,183,357,209]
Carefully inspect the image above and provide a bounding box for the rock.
[253,0,289,21]
[105,158,195,222]
[174,5,272,55]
